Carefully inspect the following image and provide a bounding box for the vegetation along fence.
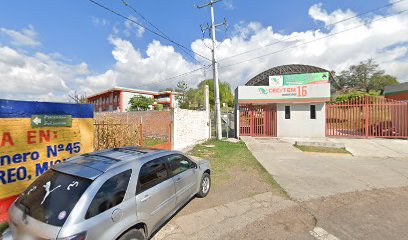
[94,111,172,151]
[326,96,408,138]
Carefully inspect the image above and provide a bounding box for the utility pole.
[197,0,227,140]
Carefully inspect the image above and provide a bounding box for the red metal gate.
[239,105,277,137]
[326,96,408,138]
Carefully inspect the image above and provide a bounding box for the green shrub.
[334,91,379,103]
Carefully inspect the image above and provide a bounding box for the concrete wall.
[277,103,325,137]
[173,108,210,151]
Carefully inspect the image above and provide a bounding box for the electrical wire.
[88,0,212,62]
[134,64,212,88]
[219,8,408,71]
[219,0,407,62]
[120,0,198,62]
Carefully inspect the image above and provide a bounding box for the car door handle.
[174,177,182,183]
[141,195,151,202]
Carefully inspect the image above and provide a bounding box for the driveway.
[241,137,408,201]
[279,137,408,158]
[329,138,408,158]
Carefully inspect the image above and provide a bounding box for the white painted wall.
[277,103,325,138]
[173,108,210,151]
[122,92,154,111]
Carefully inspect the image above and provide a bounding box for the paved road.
[242,137,408,201]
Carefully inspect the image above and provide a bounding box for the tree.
[197,79,234,108]
[333,59,398,94]
[175,80,190,109]
[128,95,153,111]
[369,74,399,95]
[331,70,351,92]
[173,79,235,110]
[348,59,384,92]
[68,91,88,104]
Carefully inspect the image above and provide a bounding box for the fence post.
[365,96,369,138]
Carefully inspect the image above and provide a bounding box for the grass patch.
[0,222,8,235]
[143,137,167,147]
[189,140,288,197]
[294,145,351,154]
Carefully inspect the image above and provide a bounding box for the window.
[285,106,291,119]
[16,170,92,226]
[167,154,191,176]
[85,170,132,219]
[137,157,169,194]
[310,105,316,119]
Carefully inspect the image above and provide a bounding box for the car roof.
[52,147,173,180]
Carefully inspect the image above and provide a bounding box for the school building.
[235,64,332,138]
[87,87,182,112]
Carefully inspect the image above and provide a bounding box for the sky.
[0,0,407,101]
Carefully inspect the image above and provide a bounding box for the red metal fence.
[326,96,408,138]
[239,105,277,137]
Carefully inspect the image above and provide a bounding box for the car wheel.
[118,228,145,240]
[197,172,211,198]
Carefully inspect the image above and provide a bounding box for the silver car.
[3,147,211,240]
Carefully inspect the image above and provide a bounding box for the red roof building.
[87,87,181,112]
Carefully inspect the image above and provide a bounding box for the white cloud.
[224,0,234,10]
[91,16,110,27]
[308,3,362,30]
[1,1,408,102]
[0,25,40,47]
[79,37,202,94]
[124,16,145,38]
[0,45,89,101]
[390,0,408,12]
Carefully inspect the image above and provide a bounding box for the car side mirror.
[191,162,198,169]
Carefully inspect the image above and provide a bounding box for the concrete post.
[235,87,240,139]
[205,85,211,139]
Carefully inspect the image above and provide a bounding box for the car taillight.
[57,232,87,240]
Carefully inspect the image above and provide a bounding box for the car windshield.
[16,169,92,227]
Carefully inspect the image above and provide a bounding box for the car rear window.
[16,169,92,227]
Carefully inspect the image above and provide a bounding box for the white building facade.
[235,64,331,138]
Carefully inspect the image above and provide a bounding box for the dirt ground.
[220,205,316,240]
[173,140,287,217]
[176,166,279,217]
